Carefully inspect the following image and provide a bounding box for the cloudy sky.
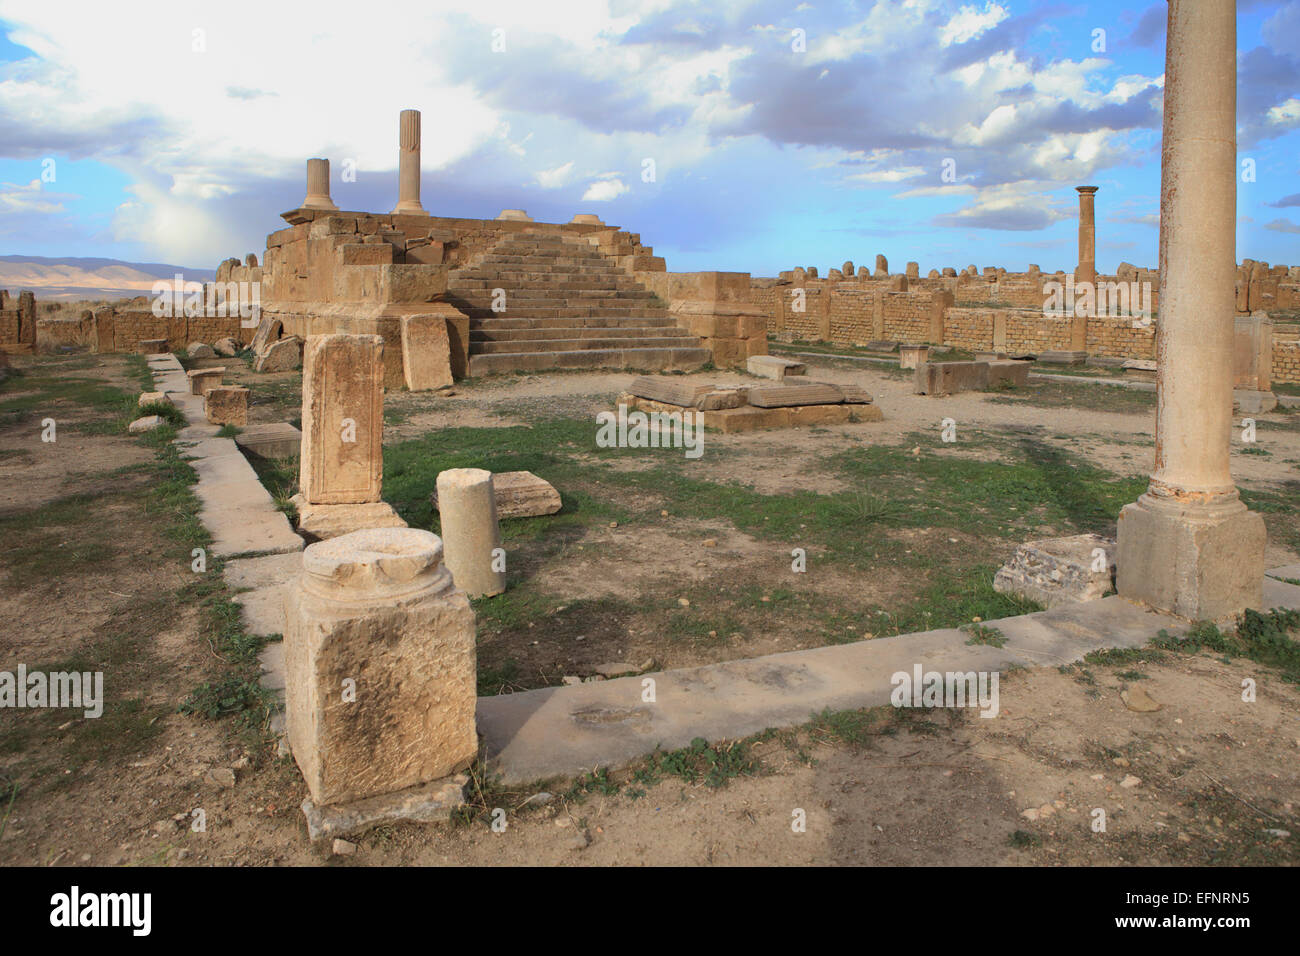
[0,0,1297,275]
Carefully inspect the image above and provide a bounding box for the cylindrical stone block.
[392,109,426,214]
[284,527,478,806]
[302,158,337,211]
[435,468,506,598]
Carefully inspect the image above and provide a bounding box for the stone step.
[448,277,651,293]
[459,261,624,275]
[447,295,660,311]
[448,290,657,305]
[448,305,670,320]
[468,346,712,376]
[471,325,693,342]
[471,336,700,355]
[472,315,681,331]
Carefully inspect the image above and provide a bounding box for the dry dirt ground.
[0,350,1296,867]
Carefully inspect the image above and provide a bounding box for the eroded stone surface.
[994,534,1116,609]
[284,528,478,807]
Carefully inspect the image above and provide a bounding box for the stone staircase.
[446,231,710,375]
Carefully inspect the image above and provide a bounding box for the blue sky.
[0,0,1296,275]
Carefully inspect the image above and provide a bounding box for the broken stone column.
[392,109,426,215]
[296,333,406,539]
[302,158,338,211]
[435,468,506,598]
[1075,186,1099,285]
[285,527,477,837]
[1116,0,1266,621]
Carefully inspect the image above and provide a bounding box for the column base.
[1233,388,1277,414]
[392,201,427,215]
[1116,492,1266,621]
[301,196,338,211]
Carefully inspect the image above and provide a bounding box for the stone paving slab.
[147,355,303,560]
[1266,564,1300,581]
[226,552,302,638]
[477,584,1300,787]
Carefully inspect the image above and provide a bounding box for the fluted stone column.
[392,109,426,214]
[301,158,337,211]
[1116,0,1265,621]
[1074,186,1098,284]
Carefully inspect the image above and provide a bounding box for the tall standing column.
[1074,186,1098,284]
[1116,0,1265,621]
[301,158,337,211]
[392,109,426,215]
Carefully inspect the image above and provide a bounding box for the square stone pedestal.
[1116,493,1266,621]
[1233,388,1278,414]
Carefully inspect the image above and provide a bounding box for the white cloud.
[939,2,1009,48]
[581,176,629,201]
[535,161,575,188]
[0,178,69,214]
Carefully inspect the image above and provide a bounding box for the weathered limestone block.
[188,342,216,359]
[213,337,240,357]
[250,316,283,355]
[987,360,1030,388]
[874,254,888,277]
[140,338,168,355]
[138,391,170,407]
[236,422,302,459]
[128,415,165,434]
[747,355,807,381]
[697,387,748,410]
[842,260,854,278]
[905,261,920,278]
[204,385,249,426]
[187,367,224,396]
[899,344,930,369]
[914,361,990,396]
[284,527,478,808]
[400,313,453,390]
[255,335,302,372]
[627,376,715,407]
[748,383,844,407]
[300,333,384,506]
[435,468,507,598]
[433,470,561,520]
[993,534,1116,608]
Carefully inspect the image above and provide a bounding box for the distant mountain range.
[0,255,217,300]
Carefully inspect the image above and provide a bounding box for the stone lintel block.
[285,528,477,806]
[748,383,843,407]
[1117,494,1266,622]
[309,217,359,239]
[627,376,716,407]
[987,360,1030,388]
[141,338,168,355]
